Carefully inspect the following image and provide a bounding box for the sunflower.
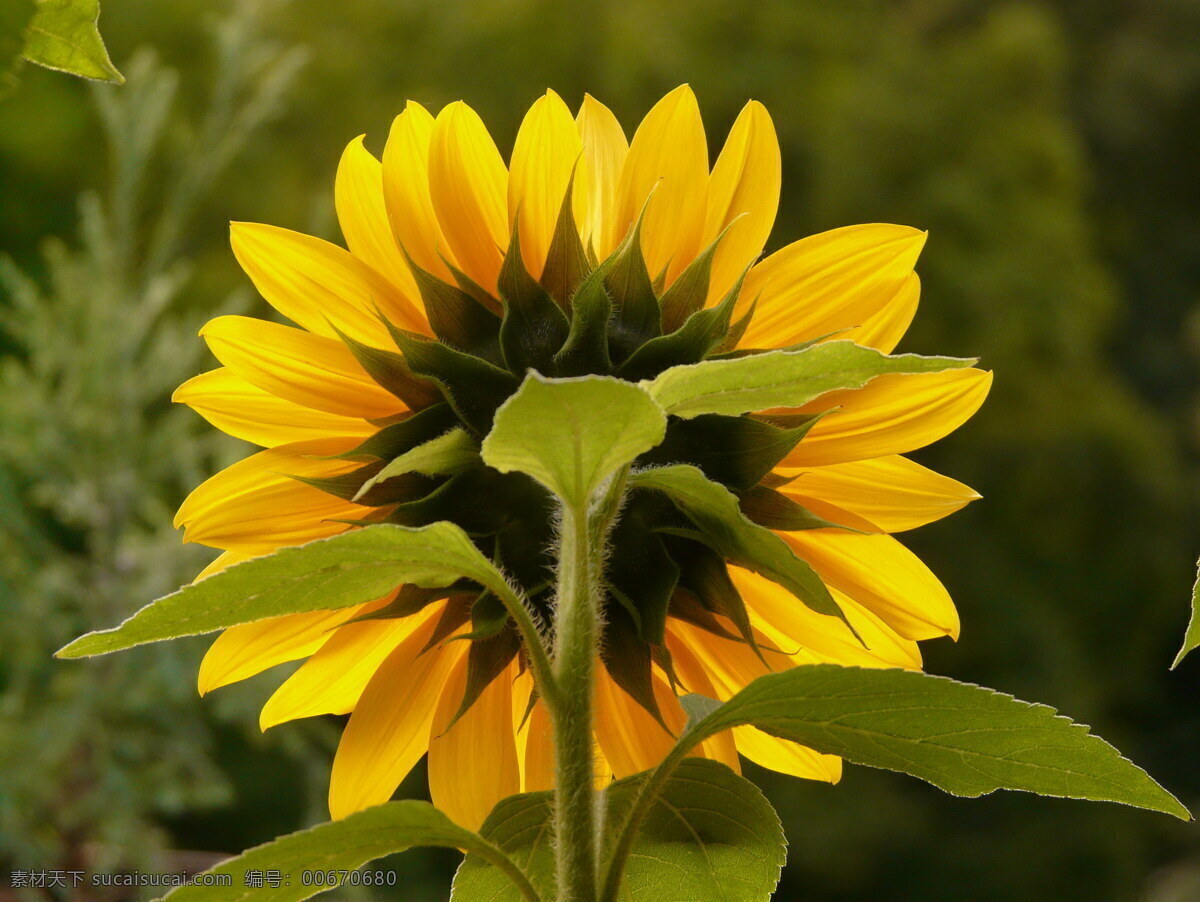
[173,85,991,830]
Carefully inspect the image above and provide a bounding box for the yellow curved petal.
[739,224,926,348]
[328,615,466,820]
[428,101,509,292]
[593,669,676,779]
[174,437,372,553]
[611,85,708,286]
[782,531,959,641]
[732,727,843,783]
[197,607,363,695]
[520,699,556,793]
[259,600,443,730]
[729,566,922,670]
[193,548,252,582]
[229,221,426,344]
[844,271,920,353]
[660,634,740,773]
[335,135,421,302]
[508,89,582,277]
[575,94,629,257]
[783,368,993,467]
[200,315,406,420]
[776,455,980,533]
[383,101,458,282]
[703,100,781,303]
[173,367,374,447]
[428,657,521,829]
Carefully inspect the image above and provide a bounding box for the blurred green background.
[2,0,1198,899]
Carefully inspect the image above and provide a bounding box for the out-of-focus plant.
[0,1,305,878]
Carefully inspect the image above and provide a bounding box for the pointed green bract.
[644,340,976,419]
[156,801,539,902]
[353,427,479,501]
[56,523,519,658]
[482,373,666,509]
[498,224,570,374]
[1172,555,1200,668]
[23,0,123,83]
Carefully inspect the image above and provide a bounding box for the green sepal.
[607,497,680,646]
[392,331,519,435]
[341,584,465,625]
[422,595,474,653]
[498,222,570,375]
[333,324,442,410]
[539,169,591,310]
[665,535,764,661]
[291,462,437,508]
[657,224,728,334]
[602,202,662,363]
[617,267,745,382]
[388,465,553,541]
[446,617,522,729]
[354,428,480,502]
[444,258,504,315]
[601,601,669,729]
[714,295,758,355]
[553,265,613,376]
[640,412,817,491]
[330,404,458,461]
[402,251,503,362]
[738,484,855,532]
[667,587,743,642]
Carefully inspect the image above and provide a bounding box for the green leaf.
[738,484,854,531]
[56,523,518,658]
[498,222,571,374]
[23,0,123,84]
[157,800,539,902]
[644,340,975,419]
[403,251,503,361]
[453,760,785,902]
[677,665,1191,818]
[553,266,613,376]
[335,327,443,411]
[539,170,591,309]
[629,465,851,629]
[1172,554,1200,668]
[482,373,667,509]
[602,206,661,363]
[353,428,479,501]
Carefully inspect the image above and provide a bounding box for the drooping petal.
[611,85,708,285]
[428,657,521,829]
[703,100,781,303]
[782,531,959,641]
[428,101,509,292]
[174,437,373,553]
[382,101,459,281]
[335,135,421,301]
[229,221,426,344]
[508,89,583,277]
[328,615,466,820]
[519,699,556,793]
[173,368,374,447]
[193,549,252,582]
[197,607,364,696]
[776,455,980,533]
[259,601,443,730]
[730,566,922,670]
[661,634,741,773]
[844,271,920,353]
[739,224,926,348]
[575,94,629,257]
[782,368,993,467]
[200,315,407,420]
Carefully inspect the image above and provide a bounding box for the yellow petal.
[335,135,421,301]
[782,531,959,641]
[667,623,839,782]
[739,224,926,348]
[661,634,740,773]
[703,100,781,303]
[383,101,458,282]
[197,607,362,695]
[593,669,676,779]
[776,455,980,533]
[193,548,252,582]
[428,657,521,829]
[508,89,582,277]
[328,615,466,819]
[259,600,443,730]
[200,315,406,420]
[730,566,922,670]
[783,368,993,467]
[575,94,629,257]
[428,101,509,292]
[229,221,426,344]
[844,271,920,353]
[173,367,374,447]
[174,437,372,553]
[520,699,556,793]
[611,85,708,285]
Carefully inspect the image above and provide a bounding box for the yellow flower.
[173,86,991,830]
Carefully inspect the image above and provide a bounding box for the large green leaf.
[1172,555,1200,668]
[158,801,538,902]
[453,760,785,902]
[56,523,516,658]
[482,373,667,509]
[676,665,1190,817]
[628,465,849,627]
[23,0,123,83]
[643,340,974,419]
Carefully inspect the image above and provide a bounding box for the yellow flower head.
[173,86,992,829]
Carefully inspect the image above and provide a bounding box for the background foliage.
[1,0,1197,899]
